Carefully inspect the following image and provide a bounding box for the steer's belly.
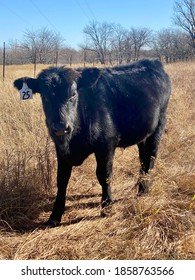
[117,121,157,148]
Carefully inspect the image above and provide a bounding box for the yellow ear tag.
[20,82,33,100]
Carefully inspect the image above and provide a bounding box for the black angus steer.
[14,59,171,227]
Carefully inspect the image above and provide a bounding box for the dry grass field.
[0,62,194,260]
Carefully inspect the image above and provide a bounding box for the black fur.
[14,60,171,226]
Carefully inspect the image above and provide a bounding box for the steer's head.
[14,67,80,149]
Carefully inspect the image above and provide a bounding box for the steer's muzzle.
[52,124,71,137]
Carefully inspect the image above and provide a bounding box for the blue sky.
[0,0,176,49]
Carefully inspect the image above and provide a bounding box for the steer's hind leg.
[137,140,156,195]
[95,145,115,209]
[137,119,165,195]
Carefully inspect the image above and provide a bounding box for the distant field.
[0,62,194,260]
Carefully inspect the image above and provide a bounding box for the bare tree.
[22,27,64,64]
[111,24,127,64]
[2,40,27,65]
[154,28,192,62]
[82,22,153,64]
[130,27,153,61]
[123,31,134,63]
[82,21,113,64]
[173,0,195,48]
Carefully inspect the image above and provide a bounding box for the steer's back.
[79,59,171,148]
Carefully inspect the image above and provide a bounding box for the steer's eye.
[69,81,77,101]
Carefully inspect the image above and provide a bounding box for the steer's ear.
[14,77,40,100]
[13,77,40,93]
[78,68,101,89]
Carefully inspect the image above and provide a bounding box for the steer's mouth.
[55,130,65,137]
[52,134,71,154]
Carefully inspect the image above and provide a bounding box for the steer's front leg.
[95,145,115,213]
[45,153,72,227]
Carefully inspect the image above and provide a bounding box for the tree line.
[1,0,195,65]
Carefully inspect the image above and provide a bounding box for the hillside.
[0,62,194,260]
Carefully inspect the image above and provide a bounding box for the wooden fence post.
[3,42,5,82]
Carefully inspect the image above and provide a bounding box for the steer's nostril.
[54,124,71,137]
[64,125,71,134]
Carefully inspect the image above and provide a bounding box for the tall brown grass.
[0,62,194,260]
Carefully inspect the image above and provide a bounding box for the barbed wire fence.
[1,42,39,81]
[1,43,92,82]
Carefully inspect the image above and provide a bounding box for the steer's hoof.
[101,201,113,217]
[44,219,60,228]
[137,179,149,196]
